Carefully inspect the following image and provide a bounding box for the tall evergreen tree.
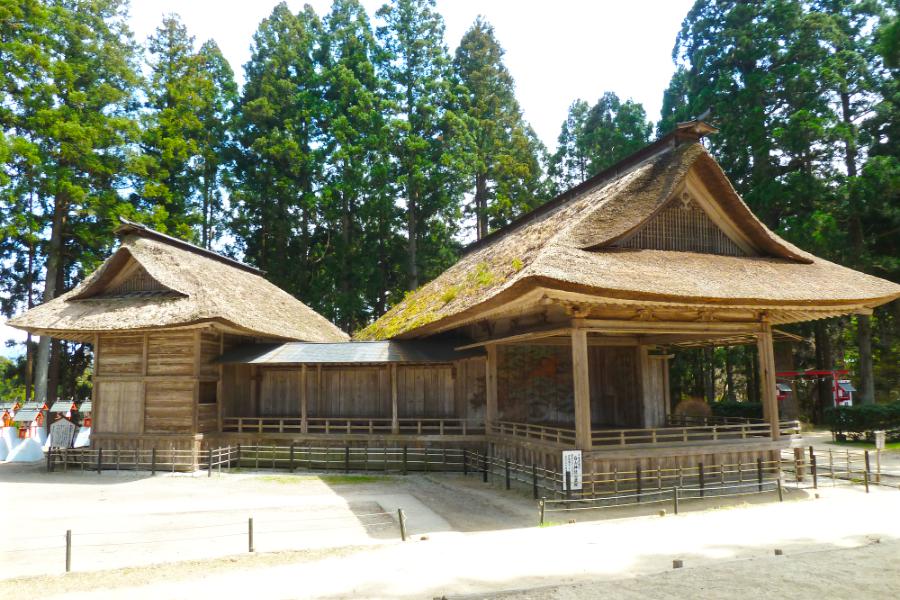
[231,3,326,302]
[195,40,238,249]
[319,0,399,330]
[17,0,140,405]
[453,17,545,239]
[376,0,470,289]
[548,93,651,194]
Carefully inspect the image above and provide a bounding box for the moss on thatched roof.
[357,142,900,340]
[9,231,348,342]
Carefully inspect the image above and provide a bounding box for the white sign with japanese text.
[562,450,583,491]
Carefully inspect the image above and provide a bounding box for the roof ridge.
[460,123,718,257]
[116,218,263,276]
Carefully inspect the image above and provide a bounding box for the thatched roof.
[358,135,900,340]
[9,223,348,342]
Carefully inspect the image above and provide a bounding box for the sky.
[0,0,695,356]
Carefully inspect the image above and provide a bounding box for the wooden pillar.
[250,365,259,417]
[757,324,780,440]
[140,332,149,434]
[300,364,308,434]
[485,344,498,433]
[390,364,399,434]
[192,330,201,433]
[216,332,224,433]
[91,334,100,438]
[572,328,592,450]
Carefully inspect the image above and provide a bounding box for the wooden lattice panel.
[615,193,746,256]
[104,264,168,296]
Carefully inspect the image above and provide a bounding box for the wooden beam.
[579,319,763,335]
[455,327,571,351]
[390,364,399,434]
[485,344,498,432]
[571,328,592,450]
[757,324,780,440]
[300,364,308,434]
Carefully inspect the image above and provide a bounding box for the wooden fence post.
[532,464,539,500]
[402,445,408,476]
[777,478,784,501]
[65,529,72,573]
[208,447,213,478]
[482,452,488,483]
[565,471,571,500]
[398,508,407,541]
[757,458,763,492]
[672,487,679,515]
[345,446,350,474]
[539,498,545,526]
[505,458,511,490]
[810,452,818,490]
[636,465,642,503]
[151,448,157,476]
[290,443,295,473]
[463,449,468,476]
[97,448,102,475]
[248,517,254,553]
[698,462,704,498]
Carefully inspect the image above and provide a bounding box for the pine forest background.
[0,0,898,422]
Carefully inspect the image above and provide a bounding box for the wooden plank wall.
[94,328,233,439]
[455,357,485,426]
[146,331,194,376]
[95,334,143,376]
[221,363,252,417]
[259,368,302,417]
[144,381,194,433]
[643,355,669,428]
[95,381,143,433]
[396,365,455,418]
[320,367,390,417]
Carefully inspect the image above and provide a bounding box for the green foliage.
[710,402,763,420]
[454,17,547,239]
[376,0,470,289]
[825,402,900,441]
[0,356,26,401]
[548,92,652,194]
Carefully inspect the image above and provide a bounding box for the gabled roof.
[357,133,900,340]
[9,224,348,342]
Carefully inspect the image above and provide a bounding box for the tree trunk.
[340,189,352,331]
[475,173,488,240]
[34,194,68,405]
[407,188,418,290]
[857,316,875,403]
[839,90,875,404]
[724,348,736,402]
[703,347,715,404]
[814,320,833,424]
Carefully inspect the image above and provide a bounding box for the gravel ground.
[3,460,900,599]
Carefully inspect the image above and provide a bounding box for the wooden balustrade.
[488,418,795,448]
[592,422,773,445]
[221,416,478,436]
[490,421,577,445]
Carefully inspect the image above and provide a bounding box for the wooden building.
[10,121,900,477]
